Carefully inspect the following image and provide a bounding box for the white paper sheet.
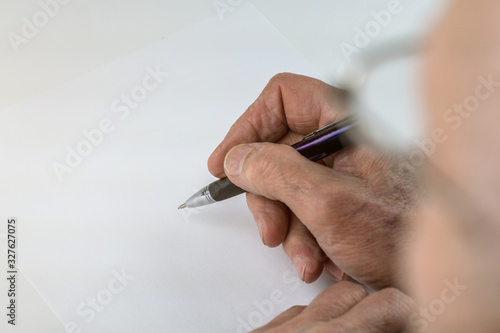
[0,249,65,332]
[0,3,333,332]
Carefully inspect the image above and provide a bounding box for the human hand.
[250,282,413,333]
[208,73,419,289]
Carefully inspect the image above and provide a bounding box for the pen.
[178,116,358,209]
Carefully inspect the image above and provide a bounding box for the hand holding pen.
[203,73,418,290]
[180,116,357,209]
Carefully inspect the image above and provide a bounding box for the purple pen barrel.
[292,116,358,162]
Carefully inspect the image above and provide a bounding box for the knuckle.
[244,145,288,197]
[376,288,413,319]
[339,281,369,299]
[245,144,340,210]
[246,146,279,179]
[285,163,324,198]
[268,72,295,86]
[313,179,370,227]
[377,288,412,327]
[326,322,347,333]
[287,305,305,312]
[309,243,327,262]
[268,324,295,333]
[379,288,406,305]
[307,180,340,215]
[305,307,333,321]
[307,322,346,333]
[278,305,306,319]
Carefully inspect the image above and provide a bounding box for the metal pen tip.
[178,203,187,210]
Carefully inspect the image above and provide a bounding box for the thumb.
[224,143,339,214]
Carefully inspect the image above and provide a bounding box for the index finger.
[207,73,348,178]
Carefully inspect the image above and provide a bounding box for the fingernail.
[301,264,307,282]
[293,257,308,282]
[224,144,253,177]
[256,221,266,246]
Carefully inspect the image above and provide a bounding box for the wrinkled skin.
[208,73,419,290]
[209,0,500,331]
[251,282,413,333]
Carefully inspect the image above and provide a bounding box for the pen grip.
[208,177,245,202]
